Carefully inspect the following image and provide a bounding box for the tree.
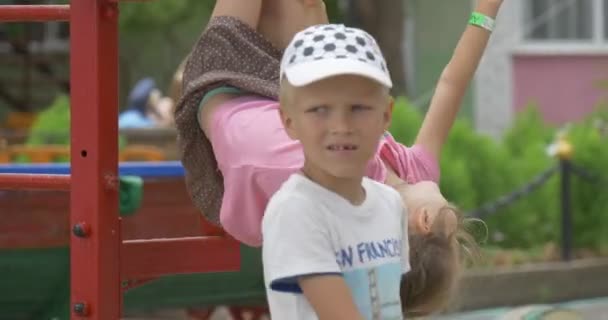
[118,1,214,32]
[0,0,349,114]
[345,0,407,96]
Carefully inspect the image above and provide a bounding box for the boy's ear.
[279,108,298,140]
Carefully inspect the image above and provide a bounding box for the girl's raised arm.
[414,0,503,160]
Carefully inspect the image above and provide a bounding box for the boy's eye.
[352,104,371,111]
[307,105,328,113]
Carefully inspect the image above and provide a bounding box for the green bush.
[388,99,608,251]
[27,94,71,146]
[567,106,608,250]
[22,94,127,163]
[388,97,423,145]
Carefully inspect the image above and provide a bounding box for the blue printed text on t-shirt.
[335,238,402,269]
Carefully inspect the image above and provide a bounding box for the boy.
[261,24,408,319]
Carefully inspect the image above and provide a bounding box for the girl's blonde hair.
[401,205,482,317]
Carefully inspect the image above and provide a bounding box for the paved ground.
[124,297,608,319]
[430,297,608,320]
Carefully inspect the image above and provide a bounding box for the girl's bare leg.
[200,0,330,138]
[210,0,263,29]
[258,0,329,49]
[198,0,264,137]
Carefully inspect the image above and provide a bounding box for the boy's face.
[281,75,392,180]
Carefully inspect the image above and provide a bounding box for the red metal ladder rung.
[120,236,241,280]
[0,5,70,22]
[0,173,70,191]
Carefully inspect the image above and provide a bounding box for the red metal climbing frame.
[0,2,241,319]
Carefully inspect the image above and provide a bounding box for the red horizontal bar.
[0,5,70,22]
[120,236,241,279]
[0,173,70,191]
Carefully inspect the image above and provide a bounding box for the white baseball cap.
[280,24,393,88]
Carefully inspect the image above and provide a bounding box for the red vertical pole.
[70,0,120,319]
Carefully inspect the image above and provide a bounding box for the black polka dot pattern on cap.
[324,43,336,51]
[303,47,314,56]
[280,24,390,84]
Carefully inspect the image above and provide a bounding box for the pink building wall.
[513,54,608,125]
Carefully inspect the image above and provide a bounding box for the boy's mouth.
[327,144,358,151]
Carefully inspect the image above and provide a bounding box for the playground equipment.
[0,2,254,319]
[0,161,269,319]
[0,144,167,163]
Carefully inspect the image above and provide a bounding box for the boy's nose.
[329,113,354,135]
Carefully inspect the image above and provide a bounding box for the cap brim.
[283,58,393,88]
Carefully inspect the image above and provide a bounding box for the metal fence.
[466,134,606,261]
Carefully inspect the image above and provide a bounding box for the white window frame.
[516,0,608,55]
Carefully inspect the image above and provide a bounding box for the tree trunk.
[347,0,407,96]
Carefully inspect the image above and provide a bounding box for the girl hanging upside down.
[174,0,503,316]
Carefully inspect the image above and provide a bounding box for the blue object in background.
[0,161,185,178]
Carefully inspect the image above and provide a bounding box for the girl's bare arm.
[414,0,503,160]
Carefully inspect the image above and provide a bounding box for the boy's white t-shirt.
[262,173,409,320]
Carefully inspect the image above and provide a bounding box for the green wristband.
[469,12,495,32]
